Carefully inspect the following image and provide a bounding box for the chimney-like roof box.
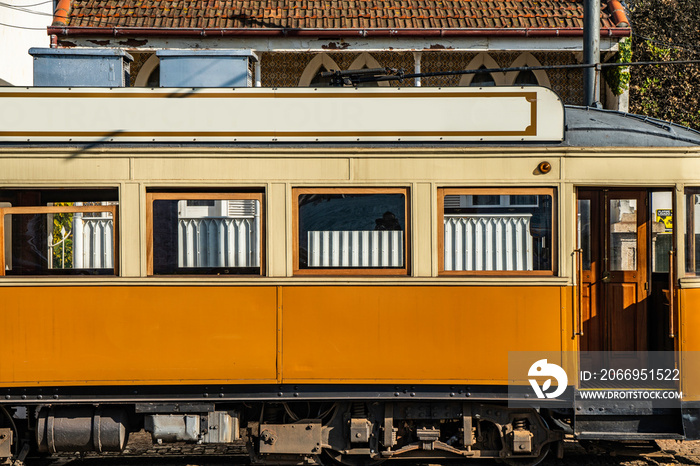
[29,48,133,87]
[156,49,258,88]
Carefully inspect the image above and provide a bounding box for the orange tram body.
[1,85,700,465]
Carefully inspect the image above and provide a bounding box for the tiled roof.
[62,0,622,30]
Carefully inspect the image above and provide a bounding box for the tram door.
[577,189,677,362]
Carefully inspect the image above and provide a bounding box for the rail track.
[13,433,700,466]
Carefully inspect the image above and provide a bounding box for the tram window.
[0,202,10,272]
[444,194,539,209]
[439,188,556,275]
[470,66,496,87]
[578,199,592,270]
[686,189,700,275]
[513,69,539,86]
[294,188,408,275]
[147,192,263,275]
[651,191,673,273]
[0,189,118,276]
[609,198,638,271]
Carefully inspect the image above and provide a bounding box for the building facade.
[47,0,631,108]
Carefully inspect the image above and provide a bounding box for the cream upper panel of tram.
[0,87,564,143]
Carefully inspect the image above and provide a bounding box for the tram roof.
[563,106,700,148]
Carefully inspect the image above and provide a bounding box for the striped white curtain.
[308,230,403,267]
[444,215,533,271]
[73,215,114,269]
[178,218,260,268]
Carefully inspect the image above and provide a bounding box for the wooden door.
[577,190,648,354]
[605,191,648,360]
[577,191,602,351]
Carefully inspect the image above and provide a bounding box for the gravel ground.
[18,432,700,466]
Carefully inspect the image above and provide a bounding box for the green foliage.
[627,0,700,130]
[645,40,672,61]
[51,202,73,269]
[604,37,632,96]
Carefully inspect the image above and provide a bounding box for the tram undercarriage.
[1,400,565,466]
[248,401,562,465]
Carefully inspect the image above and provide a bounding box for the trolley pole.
[583,0,601,107]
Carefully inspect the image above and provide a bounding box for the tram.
[0,84,699,465]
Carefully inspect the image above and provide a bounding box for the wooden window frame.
[293,187,410,276]
[438,187,557,276]
[146,192,265,276]
[0,205,119,276]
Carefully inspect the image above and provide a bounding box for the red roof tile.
[56,0,628,31]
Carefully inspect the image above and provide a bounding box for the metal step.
[576,432,683,440]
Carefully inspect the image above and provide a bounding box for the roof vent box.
[156,49,258,88]
[29,48,133,87]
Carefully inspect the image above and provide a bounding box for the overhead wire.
[2,3,700,74]
[0,20,48,29]
[324,59,700,86]
[0,0,54,29]
[631,32,700,56]
[0,5,54,16]
[2,0,53,6]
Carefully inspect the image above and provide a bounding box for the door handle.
[669,250,675,339]
[574,249,584,337]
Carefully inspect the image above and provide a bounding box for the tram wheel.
[0,406,18,459]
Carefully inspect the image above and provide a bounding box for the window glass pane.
[152,198,261,275]
[470,66,496,87]
[0,202,10,271]
[0,189,118,277]
[609,199,637,271]
[298,193,405,269]
[310,70,333,87]
[3,209,115,275]
[146,64,160,87]
[510,195,538,206]
[471,195,500,206]
[446,195,540,209]
[651,192,673,273]
[187,200,215,207]
[513,69,539,86]
[578,199,591,270]
[443,191,553,272]
[687,192,700,274]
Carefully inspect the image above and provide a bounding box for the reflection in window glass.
[651,191,673,273]
[0,189,118,276]
[187,200,215,207]
[511,195,538,206]
[152,198,261,275]
[445,195,539,209]
[472,195,500,206]
[2,208,115,275]
[609,199,637,271]
[442,191,553,272]
[687,192,700,275]
[298,193,405,269]
[578,199,591,270]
